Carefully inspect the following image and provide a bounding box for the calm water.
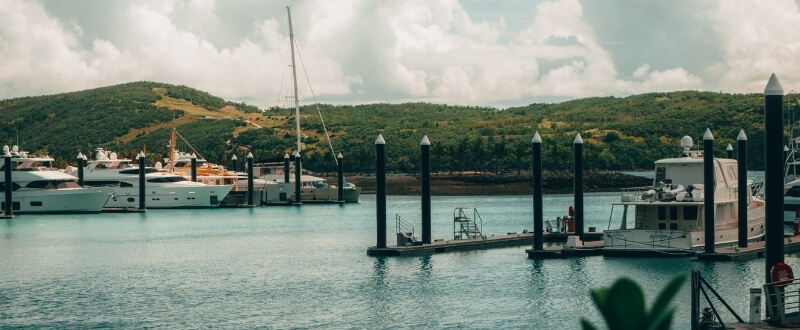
[0,190,789,328]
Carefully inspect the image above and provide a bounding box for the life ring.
[771,262,794,286]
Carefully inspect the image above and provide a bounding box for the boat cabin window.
[120,168,160,175]
[684,206,698,220]
[0,182,21,191]
[658,206,667,220]
[670,206,678,220]
[84,181,132,187]
[147,177,189,183]
[655,166,666,184]
[787,186,800,197]
[25,180,81,189]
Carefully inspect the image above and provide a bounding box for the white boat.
[1,145,113,214]
[255,158,360,203]
[783,136,800,223]
[272,6,361,203]
[602,135,766,256]
[74,148,232,209]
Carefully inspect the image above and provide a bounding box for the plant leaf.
[648,274,687,324]
[581,318,600,330]
[589,287,610,317]
[647,307,675,330]
[604,277,646,329]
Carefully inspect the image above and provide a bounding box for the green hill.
[1,81,796,173]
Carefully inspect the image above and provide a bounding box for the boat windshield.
[147,177,189,183]
[25,180,81,189]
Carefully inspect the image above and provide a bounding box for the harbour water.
[0,187,788,328]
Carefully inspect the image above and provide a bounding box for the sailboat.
[265,6,361,204]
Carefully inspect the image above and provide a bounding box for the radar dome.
[681,136,693,151]
[110,152,117,160]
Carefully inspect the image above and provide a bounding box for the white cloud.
[1,0,798,109]
[709,0,800,93]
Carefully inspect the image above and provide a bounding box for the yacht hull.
[105,185,232,209]
[1,187,113,214]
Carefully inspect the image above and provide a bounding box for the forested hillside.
[1,81,797,173]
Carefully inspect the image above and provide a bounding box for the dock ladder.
[453,208,482,240]
[396,214,417,246]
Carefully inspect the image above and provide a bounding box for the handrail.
[690,270,743,330]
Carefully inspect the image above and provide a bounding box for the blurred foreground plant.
[581,274,687,330]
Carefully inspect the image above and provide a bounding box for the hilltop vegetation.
[0,81,797,173]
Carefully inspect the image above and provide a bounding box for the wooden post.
[337,153,344,202]
[573,133,584,241]
[284,153,290,183]
[532,132,543,250]
[764,73,785,283]
[376,134,386,248]
[738,130,748,248]
[703,128,715,254]
[421,135,431,244]
[4,149,12,216]
[190,153,197,182]
[138,151,146,210]
[247,152,254,206]
[77,153,85,186]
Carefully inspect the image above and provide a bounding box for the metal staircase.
[453,208,483,240]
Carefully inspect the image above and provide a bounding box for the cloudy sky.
[1,0,799,109]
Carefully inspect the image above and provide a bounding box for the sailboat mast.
[287,6,302,157]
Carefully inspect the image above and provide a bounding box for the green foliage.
[581,274,687,330]
[0,81,178,162]
[166,85,226,111]
[1,83,790,173]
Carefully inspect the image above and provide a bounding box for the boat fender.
[642,189,656,201]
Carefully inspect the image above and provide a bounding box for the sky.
[1,0,799,109]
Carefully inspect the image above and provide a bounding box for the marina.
[0,193,794,328]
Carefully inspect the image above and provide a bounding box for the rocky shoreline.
[325,171,652,196]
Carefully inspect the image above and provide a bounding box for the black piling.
[764,73,785,283]
[532,132,543,250]
[77,153,85,186]
[231,154,238,172]
[703,128,715,254]
[247,152,254,206]
[738,129,748,248]
[190,154,197,182]
[376,134,386,248]
[726,143,733,159]
[284,153,290,183]
[294,151,302,204]
[421,135,431,244]
[4,150,12,216]
[337,153,344,202]
[138,151,146,210]
[573,133,584,241]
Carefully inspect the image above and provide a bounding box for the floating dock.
[366,231,602,256]
[696,235,800,261]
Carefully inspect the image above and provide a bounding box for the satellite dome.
[681,136,693,151]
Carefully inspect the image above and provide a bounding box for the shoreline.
[321,171,652,196]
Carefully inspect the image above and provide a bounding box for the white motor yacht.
[1,145,113,214]
[256,160,359,203]
[783,136,800,223]
[602,135,766,256]
[73,149,232,209]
